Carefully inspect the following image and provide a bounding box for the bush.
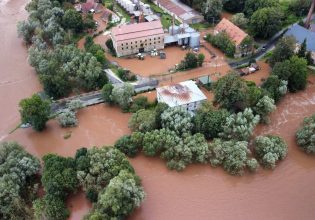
[296,114,315,154]
[219,108,260,141]
[208,139,255,175]
[254,135,288,169]
[161,107,193,136]
[178,52,202,70]
[66,99,84,112]
[112,83,134,111]
[114,135,140,157]
[269,36,296,67]
[57,109,78,127]
[106,39,116,56]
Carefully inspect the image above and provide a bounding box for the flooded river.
[1,0,315,219]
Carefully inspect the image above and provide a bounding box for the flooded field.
[1,0,315,219]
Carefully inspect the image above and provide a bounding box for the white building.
[156,80,207,112]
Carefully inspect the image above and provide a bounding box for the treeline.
[17,0,108,99]
[0,142,145,220]
[180,0,313,39]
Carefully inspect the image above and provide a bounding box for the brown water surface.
[0,0,42,140]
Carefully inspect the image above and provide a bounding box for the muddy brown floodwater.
[2,0,315,219]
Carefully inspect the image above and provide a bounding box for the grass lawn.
[190,22,212,31]
[103,0,131,22]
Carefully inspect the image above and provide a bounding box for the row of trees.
[0,142,145,219]
[17,0,108,99]
[205,32,236,57]
[116,93,286,174]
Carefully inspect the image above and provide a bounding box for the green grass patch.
[190,22,211,31]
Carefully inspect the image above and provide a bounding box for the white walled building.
[156,80,207,112]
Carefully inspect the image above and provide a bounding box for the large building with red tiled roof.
[111,20,165,57]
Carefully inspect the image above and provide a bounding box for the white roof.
[156,80,207,107]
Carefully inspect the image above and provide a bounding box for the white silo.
[168,25,179,35]
[189,32,200,48]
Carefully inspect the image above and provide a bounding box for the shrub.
[269,36,296,67]
[208,139,255,175]
[112,83,134,111]
[296,114,315,154]
[219,108,260,141]
[254,135,288,169]
[101,83,114,104]
[106,39,116,56]
[161,107,193,136]
[57,109,78,127]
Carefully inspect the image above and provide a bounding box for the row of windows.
[121,37,162,46]
[121,41,161,50]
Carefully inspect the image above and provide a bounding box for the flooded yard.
[1,0,315,219]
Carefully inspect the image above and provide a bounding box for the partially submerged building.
[285,24,315,61]
[155,0,203,24]
[111,20,165,57]
[214,18,249,56]
[164,23,200,48]
[80,0,102,13]
[156,80,207,112]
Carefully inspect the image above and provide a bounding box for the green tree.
[101,83,114,104]
[231,13,248,29]
[202,0,223,21]
[223,0,246,12]
[76,147,134,192]
[297,38,307,58]
[253,96,276,124]
[219,108,260,141]
[272,56,308,92]
[213,72,249,111]
[62,9,83,32]
[111,83,134,111]
[86,170,145,219]
[269,36,296,67]
[180,52,199,69]
[161,133,209,171]
[114,134,142,157]
[206,32,236,57]
[194,102,230,139]
[57,109,77,127]
[154,102,169,129]
[0,142,41,220]
[128,109,157,132]
[208,139,257,175]
[254,135,288,169]
[161,107,193,136]
[261,75,288,102]
[296,114,315,154]
[244,0,279,16]
[130,96,149,113]
[249,7,283,39]
[19,94,51,131]
[197,53,205,66]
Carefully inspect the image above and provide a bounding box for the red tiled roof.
[158,0,186,16]
[81,0,96,13]
[112,21,164,42]
[215,18,248,46]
